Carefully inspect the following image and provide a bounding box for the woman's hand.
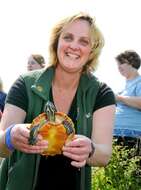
[62,134,92,168]
[10,124,48,154]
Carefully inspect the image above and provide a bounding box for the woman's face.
[117,62,134,79]
[27,56,43,71]
[57,19,92,73]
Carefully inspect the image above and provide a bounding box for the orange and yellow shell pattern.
[28,110,75,156]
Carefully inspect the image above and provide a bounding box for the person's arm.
[0,103,26,157]
[116,95,141,109]
[87,104,115,166]
[62,105,115,168]
[62,83,115,168]
[0,103,48,158]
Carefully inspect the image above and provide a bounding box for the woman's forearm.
[117,95,141,109]
[86,143,112,166]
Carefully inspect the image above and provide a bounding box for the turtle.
[28,101,75,156]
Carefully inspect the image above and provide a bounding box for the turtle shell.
[28,111,75,156]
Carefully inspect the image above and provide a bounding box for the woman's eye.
[63,35,72,41]
[79,39,89,46]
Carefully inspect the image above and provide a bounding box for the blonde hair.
[48,12,104,73]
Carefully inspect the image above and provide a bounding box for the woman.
[27,54,46,71]
[114,50,141,150]
[0,12,115,190]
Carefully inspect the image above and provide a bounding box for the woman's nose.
[69,41,80,51]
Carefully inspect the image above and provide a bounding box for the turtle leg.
[28,124,39,145]
[62,120,74,135]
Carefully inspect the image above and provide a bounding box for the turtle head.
[44,101,57,122]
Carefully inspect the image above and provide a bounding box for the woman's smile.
[57,19,92,72]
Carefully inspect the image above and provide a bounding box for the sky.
[0,0,141,93]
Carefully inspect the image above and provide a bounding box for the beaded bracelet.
[88,141,95,158]
[5,125,15,151]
